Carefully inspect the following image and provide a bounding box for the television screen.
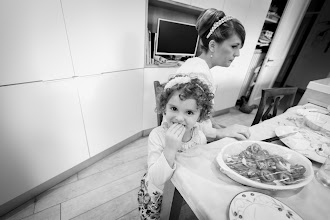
[155,18,199,57]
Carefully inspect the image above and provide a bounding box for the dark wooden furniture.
[153,81,165,126]
[251,87,298,126]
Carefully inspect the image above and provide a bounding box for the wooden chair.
[154,81,165,126]
[251,87,298,126]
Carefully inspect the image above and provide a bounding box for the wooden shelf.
[145,63,181,68]
[265,17,278,24]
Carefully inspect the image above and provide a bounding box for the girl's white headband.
[206,16,234,39]
[164,75,211,92]
[164,76,190,90]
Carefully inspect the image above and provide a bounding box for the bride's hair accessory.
[206,16,234,39]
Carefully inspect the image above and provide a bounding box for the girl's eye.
[187,111,194,115]
[170,107,177,111]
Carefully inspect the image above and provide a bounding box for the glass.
[316,156,330,188]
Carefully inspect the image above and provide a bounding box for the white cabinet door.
[143,67,179,130]
[61,0,146,76]
[0,0,74,86]
[191,0,225,9]
[76,69,144,156]
[0,79,89,206]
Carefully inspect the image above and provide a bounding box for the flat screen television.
[155,18,199,57]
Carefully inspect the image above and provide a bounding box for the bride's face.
[212,33,242,67]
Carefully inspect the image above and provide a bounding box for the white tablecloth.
[171,104,330,220]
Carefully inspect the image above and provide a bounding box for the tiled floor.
[1,107,258,220]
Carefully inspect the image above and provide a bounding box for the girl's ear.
[208,40,216,53]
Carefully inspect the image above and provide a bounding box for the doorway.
[275,0,326,87]
[242,0,311,106]
[277,0,329,90]
[239,0,287,102]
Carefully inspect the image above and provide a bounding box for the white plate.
[229,191,303,220]
[275,126,330,163]
[216,141,314,190]
[304,113,330,132]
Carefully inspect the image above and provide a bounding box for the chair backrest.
[251,87,298,126]
[154,81,165,126]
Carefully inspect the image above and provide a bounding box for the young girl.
[137,75,214,219]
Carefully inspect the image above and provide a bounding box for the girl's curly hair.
[156,75,214,122]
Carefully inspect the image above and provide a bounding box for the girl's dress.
[138,122,207,220]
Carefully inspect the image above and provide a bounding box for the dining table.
[160,103,330,220]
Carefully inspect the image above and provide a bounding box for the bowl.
[304,113,330,132]
[216,141,314,190]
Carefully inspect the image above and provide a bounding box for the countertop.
[307,77,330,94]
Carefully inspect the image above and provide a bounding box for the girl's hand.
[163,123,186,168]
[165,123,186,152]
[215,124,251,140]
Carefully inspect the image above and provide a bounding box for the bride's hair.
[196,8,246,52]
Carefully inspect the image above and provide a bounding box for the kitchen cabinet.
[0,0,147,214]
[0,0,74,86]
[0,79,89,206]
[61,0,146,76]
[76,69,144,156]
